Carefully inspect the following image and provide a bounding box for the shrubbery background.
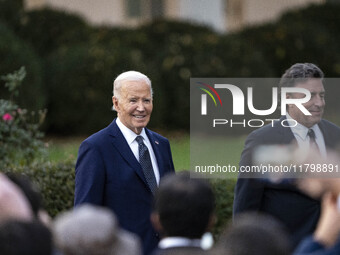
[1,1,340,135]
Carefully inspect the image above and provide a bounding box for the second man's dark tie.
[308,129,319,153]
[136,136,157,194]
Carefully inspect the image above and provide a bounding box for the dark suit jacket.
[74,119,175,255]
[293,236,340,255]
[233,117,340,248]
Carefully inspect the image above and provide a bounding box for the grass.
[46,134,245,172]
[45,134,191,170]
[45,136,84,162]
[169,134,190,170]
[191,134,246,179]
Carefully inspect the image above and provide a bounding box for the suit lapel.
[276,116,296,144]
[107,119,148,185]
[318,120,336,150]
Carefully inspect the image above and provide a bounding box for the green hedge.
[3,162,235,237]
[44,42,139,135]
[4,161,75,217]
[2,2,340,134]
[210,178,236,237]
[235,3,340,77]
[43,20,228,134]
[43,4,340,134]
[0,0,24,32]
[17,8,92,57]
[0,22,44,110]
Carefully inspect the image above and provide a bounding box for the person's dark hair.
[278,63,324,112]
[153,171,215,239]
[213,213,290,255]
[279,63,324,88]
[0,220,52,255]
[5,173,43,217]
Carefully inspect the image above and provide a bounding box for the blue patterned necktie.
[136,136,157,194]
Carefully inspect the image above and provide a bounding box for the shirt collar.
[286,113,318,141]
[116,117,147,145]
[158,237,202,249]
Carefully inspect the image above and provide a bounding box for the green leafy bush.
[0,67,73,217]
[44,20,270,133]
[0,22,44,111]
[210,179,235,237]
[45,42,138,135]
[0,0,24,31]
[3,160,76,217]
[3,2,340,134]
[17,8,92,57]
[236,3,340,77]
[0,67,46,169]
[136,21,222,130]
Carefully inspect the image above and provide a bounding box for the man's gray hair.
[112,71,153,111]
[279,63,324,88]
[53,205,142,255]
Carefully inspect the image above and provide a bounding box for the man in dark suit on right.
[233,63,340,249]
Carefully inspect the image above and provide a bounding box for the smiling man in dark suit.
[233,63,340,249]
[74,71,175,255]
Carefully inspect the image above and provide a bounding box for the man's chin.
[307,116,322,127]
[133,121,149,130]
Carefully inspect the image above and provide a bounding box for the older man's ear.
[112,96,119,111]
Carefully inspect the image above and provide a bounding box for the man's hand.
[314,192,340,248]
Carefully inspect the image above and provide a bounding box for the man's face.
[113,80,153,134]
[287,79,325,128]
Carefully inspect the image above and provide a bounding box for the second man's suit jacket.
[74,119,175,255]
[233,116,340,249]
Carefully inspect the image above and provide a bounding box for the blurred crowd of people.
[1,169,340,255]
[0,171,141,255]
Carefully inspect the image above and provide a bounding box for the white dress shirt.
[286,113,327,158]
[116,118,160,184]
[158,237,202,249]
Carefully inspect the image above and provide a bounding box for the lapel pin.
[155,140,159,145]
